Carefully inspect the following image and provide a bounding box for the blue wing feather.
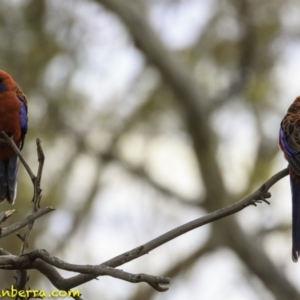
[7,155,18,203]
[18,95,27,131]
[280,128,300,174]
[280,128,298,155]
[290,176,300,262]
[17,94,28,149]
[0,156,18,204]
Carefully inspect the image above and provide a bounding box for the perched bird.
[0,70,28,204]
[279,96,300,262]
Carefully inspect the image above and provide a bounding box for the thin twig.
[0,209,16,224]
[102,168,289,268]
[1,132,35,181]
[20,139,44,254]
[0,207,55,237]
[35,138,44,209]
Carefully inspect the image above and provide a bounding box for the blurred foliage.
[0,0,300,299]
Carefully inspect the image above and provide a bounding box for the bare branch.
[1,132,36,181]
[21,168,288,293]
[131,239,215,300]
[103,168,289,268]
[0,207,55,238]
[29,249,170,292]
[0,249,170,292]
[0,209,16,224]
[33,138,44,210]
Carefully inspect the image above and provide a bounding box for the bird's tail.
[0,155,19,205]
[290,175,300,262]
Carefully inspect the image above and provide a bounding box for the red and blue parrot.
[0,70,28,205]
[279,97,300,262]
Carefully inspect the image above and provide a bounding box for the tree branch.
[1,132,36,181]
[103,168,288,268]
[0,168,289,295]
[0,249,170,292]
[0,207,54,238]
[27,168,288,293]
[0,209,16,224]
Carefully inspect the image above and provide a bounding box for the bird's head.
[0,70,16,92]
[294,96,300,105]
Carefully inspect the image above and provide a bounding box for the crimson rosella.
[0,70,28,204]
[279,96,300,262]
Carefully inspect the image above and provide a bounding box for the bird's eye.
[0,78,4,83]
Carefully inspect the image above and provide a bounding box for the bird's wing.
[16,88,28,150]
[7,154,18,204]
[280,124,300,175]
[0,155,18,204]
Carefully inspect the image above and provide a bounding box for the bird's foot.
[251,191,271,206]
